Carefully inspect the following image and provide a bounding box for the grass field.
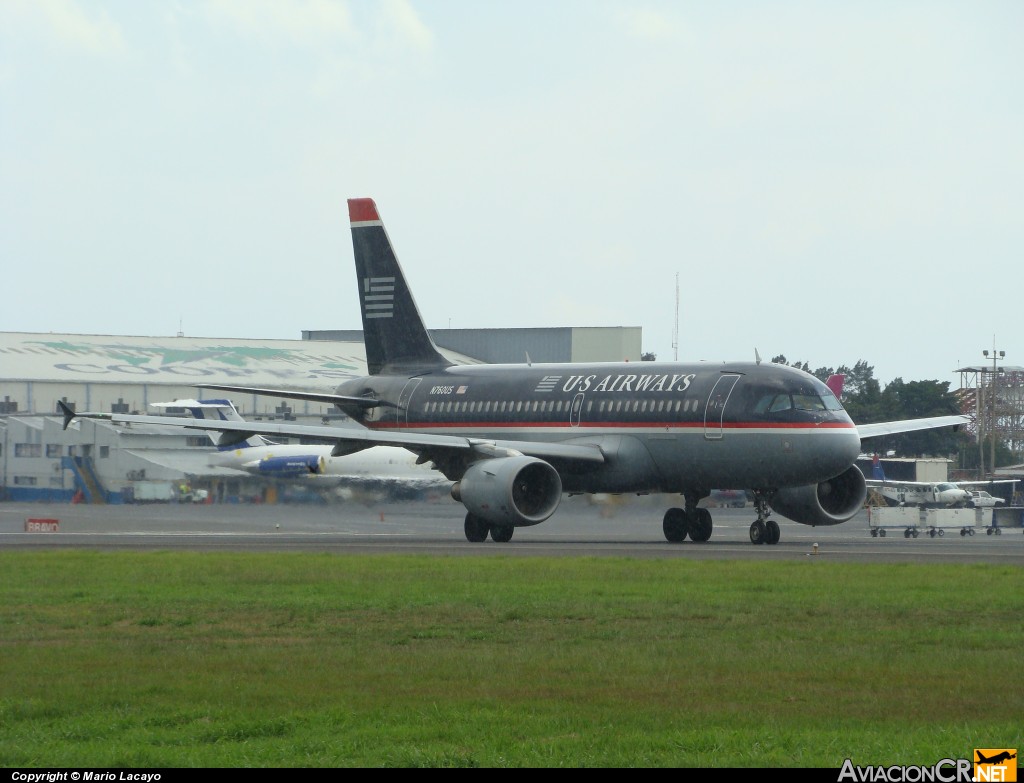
[1,550,1021,767]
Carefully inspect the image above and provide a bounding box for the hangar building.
[0,327,642,503]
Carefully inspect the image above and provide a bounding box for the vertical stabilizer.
[826,374,845,400]
[151,399,270,449]
[871,454,886,481]
[348,198,453,376]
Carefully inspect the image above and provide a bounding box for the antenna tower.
[672,273,679,361]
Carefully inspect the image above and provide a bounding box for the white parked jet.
[151,399,451,496]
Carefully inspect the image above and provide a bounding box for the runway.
[2,495,1023,564]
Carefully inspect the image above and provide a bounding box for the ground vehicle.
[967,490,1003,508]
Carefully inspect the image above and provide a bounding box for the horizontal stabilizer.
[198,384,394,409]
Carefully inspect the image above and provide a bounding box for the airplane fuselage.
[876,483,972,508]
[209,442,442,485]
[335,360,861,494]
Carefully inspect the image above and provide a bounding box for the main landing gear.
[662,492,714,543]
[464,512,515,543]
[748,491,780,545]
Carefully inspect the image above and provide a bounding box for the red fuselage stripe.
[365,420,857,432]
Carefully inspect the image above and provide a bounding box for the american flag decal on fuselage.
[534,376,562,392]
[363,276,395,319]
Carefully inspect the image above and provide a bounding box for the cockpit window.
[792,394,826,412]
[747,380,844,418]
[820,388,844,411]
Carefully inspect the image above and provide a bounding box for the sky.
[1,1,1021,388]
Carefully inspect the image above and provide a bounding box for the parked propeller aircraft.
[60,197,969,544]
[150,399,451,498]
[864,454,1018,508]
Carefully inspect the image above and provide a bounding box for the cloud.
[378,0,434,54]
[615,6,691,43]
[0,0,125,56]
[203,0,355,49]
[198,0,432,65]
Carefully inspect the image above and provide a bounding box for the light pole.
[982,343,1005,479]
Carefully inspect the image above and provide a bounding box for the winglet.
[57,400,111,430]
[58,400,77,430]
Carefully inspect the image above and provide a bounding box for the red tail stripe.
[348,198,379,223]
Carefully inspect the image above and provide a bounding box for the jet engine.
[246,455,325,477]
[450,456,562,527]
[767,465,866,527]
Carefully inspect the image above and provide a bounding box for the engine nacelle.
[245,455,324,477]
[767,465,867,527]
[451,456,562,527]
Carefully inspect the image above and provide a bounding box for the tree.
[877,379,962,456]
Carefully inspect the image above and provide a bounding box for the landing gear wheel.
[937,528,944,537]
[764,520,780,545]
[662,508,689,543]
[749,519,766,545]
[960,528,967,537]
[689,508,713,543]
[464,513,489,543]
[904,528,911,539]
[929,529,936,538]
[870,529,878,538]
[490,525,514,543]
[878,529,886,537]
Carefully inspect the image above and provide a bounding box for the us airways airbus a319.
[61,197,968,544]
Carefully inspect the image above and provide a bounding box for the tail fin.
[871,453,886,481]
[348,198,453,376]
[151,399,271,449]
[826,373,845,400]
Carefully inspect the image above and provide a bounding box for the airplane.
[59,197,969,545]
[863,454,1018,508]
[151,398,451,497]
[976,751,1016,765]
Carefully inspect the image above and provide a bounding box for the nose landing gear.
[749,492,780,545]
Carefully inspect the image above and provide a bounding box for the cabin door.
[570,392,585,427]
[397,378,422,428]
[703,374,741,440]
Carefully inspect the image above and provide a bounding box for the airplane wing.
[953,479,1020,487]
[59,404,606,466]
[856,414,969,440]
[862,478,927,488]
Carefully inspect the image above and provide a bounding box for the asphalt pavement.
[2,495,1023,564]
